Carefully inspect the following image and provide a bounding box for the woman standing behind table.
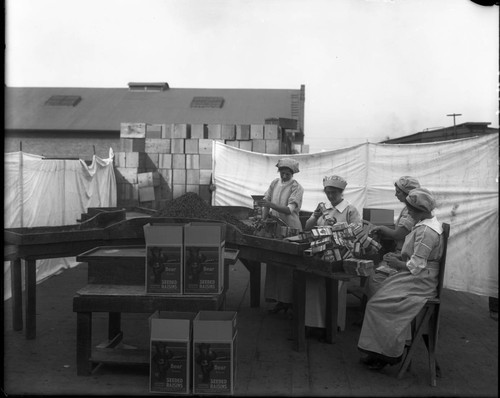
[303,175,362,337]
[365,176,421,298]
[257,158,304,314]
[358,188,444,370]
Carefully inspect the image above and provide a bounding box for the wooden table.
[3,215,239,339]
[5,214,355,351]
[234,234,353,351]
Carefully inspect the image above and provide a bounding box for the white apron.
[358,218,444,358]
[305,200,361,327]
[263,178,304,303]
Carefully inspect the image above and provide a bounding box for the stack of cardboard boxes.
[144,222,225,296]
[149,310,237,395]
[145,222,236,395]
[115,122,294,208]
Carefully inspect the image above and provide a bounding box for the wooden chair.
[397,222,450,387]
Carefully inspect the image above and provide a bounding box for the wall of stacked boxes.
[115,122,296,209]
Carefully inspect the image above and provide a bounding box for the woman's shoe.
[367,360,388,371]
[360,355,377,366]
[268,302,288,314]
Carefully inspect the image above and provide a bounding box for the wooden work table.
[234,234,352,351]
[4,214,355,351]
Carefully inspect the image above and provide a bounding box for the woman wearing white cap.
[358,188,445,370]
[371,176,421,252]
[303,175,362,336]
[365,176,421,298]
[257,158,304,314]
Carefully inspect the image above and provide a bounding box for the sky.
[5,0,499,154]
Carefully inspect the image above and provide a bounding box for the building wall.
[4,131,118,160]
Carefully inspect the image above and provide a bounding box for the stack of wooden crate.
[114,122,294,208]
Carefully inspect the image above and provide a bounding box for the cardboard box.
[184,223,226,295]
[139,186,155,202]
[363,208,395,225]
[138,171,160,187]
[150,311,197,394]
[144,223,184,294]
[193,311,237,395]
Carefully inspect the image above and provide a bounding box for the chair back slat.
[436,223,450,299]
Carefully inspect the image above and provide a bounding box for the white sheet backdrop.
[212,135,498,297]
[4,149,117,300]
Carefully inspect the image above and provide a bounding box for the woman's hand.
[385,253,404,271]
[312,204,322,219]
[257,199,273,209]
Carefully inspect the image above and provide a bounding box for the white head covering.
[276,158,300,173]
[405,188,436,213]
[323,175,347,190]
[395,176,421,194]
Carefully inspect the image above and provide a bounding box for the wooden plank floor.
[3,260,498,396]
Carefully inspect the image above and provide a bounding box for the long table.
[5,214,355,350]
[234,234,352,351]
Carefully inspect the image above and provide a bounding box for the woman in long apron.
[257,158,304,314]
[303,175,362,335]
[358,188,444,370]
[365,176,421,299]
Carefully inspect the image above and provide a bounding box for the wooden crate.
[185,139,199,154]
[120,138,146,153]
[186,154,200,169]
[146,138,171,154]
[236,124,250,140]
[207,124,222,139]
[191,124,207,139]
[172,154,186,169]
[120,123,146,138]
[250,125,264,140]
[171,139,185,154]
[199,139,213,154]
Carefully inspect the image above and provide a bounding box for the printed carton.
[149,311,197,394]
[144,223,184,295]
[183,222,226,295]
[193,311,237,395]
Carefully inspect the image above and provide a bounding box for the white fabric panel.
[212,135,498,297]
[4,149,117,300]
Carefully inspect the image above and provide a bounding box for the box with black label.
[363,208,395,226]
[149,311,197,394]
[193,311,237,395]
[144,223,184,295]
[184,222,226,295]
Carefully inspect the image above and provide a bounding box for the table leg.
[11,258,23,331]
[325,278,339,344]
[108,312,122,341]
[25,259,37,339]
[240,259,261,308]
[77,312,93,376]
[292,269,306,352]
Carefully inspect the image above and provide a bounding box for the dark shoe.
[367,359,388,370]
[360,355,377,366]
[268,302,290,314]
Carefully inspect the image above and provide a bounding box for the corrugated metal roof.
[5,86,301,131]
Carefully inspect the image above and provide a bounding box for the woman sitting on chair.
[365,176,421,299]
[358,188,445,370]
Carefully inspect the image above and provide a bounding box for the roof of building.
[381,122,498,144]
[5,85,302,131]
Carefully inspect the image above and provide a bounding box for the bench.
[73,245,237,376]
